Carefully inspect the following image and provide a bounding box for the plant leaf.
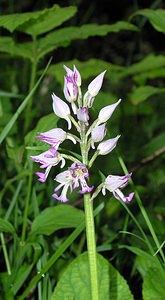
[131,9,165,34]
[36,21,138,60]
[119,54,165,78]
[0,218,15,234]
[18,5,77,37]
[0,5,76,34]
[142,267,165,300]
[129,85,165,105]
[51,252,134,300]
[0,37,33,59]
[30,205,85,236]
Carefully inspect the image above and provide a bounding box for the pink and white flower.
[83,70,106,107]
[102,173,134,204]
[52,93,71,130]
[52,162,94,202]
[97,99,121,125]
[36,128,76,149]
[97,135,120,155]
[30,148,65,183]
[91,124,106,149]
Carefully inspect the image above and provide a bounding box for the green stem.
[21,163,33,243]
[80,130,99,300]
[0,233,11,275]
[24,58,38,132]
[84,193,99,300]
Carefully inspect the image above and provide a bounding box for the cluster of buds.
[31,65,134,204]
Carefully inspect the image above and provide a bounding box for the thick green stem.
[80,130,99,300]
[84,193,99,300]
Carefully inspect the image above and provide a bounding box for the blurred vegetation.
[0,1,165,299]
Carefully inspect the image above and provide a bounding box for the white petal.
[98,99,121,125]
[88,70,106,97]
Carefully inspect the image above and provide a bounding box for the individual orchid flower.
[36,128,76,149]
[30,148,65,183]
[69,162,94,194]
[52,93,71,130]
[52,162,93,201]
[63,65,82,113]
[102,173,134,204]
[52,170,74,202]
[97,99,121,125]
[63,65,81,87]
[91,124,106,149]
[83,70,106,107]
[97,135,120,155]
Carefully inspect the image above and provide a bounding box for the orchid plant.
[31,65,134,300]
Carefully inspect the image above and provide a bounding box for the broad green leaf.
[141,132,165,156]
[129,85,165,104]
[31,205,85,236]
[0,20,137,60]
[135,253,161,278]
[18,5,77,37]
[0,5,76,34]
[0,37,34,60]
[134,68,165,85]
[0,218,15,234]
[0,11,45,32]
[142,267,165,300]
[119,54,165,78]
[131,9,165,34]
[0,272,14,299]
[51,252,134,300]
[36,21,138,60]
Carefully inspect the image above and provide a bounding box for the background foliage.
[0,0,165,299]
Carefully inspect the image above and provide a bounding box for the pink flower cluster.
[31,65,134,204]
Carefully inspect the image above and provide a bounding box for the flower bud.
[97,135,120,155]
[77,107,89,124]
[52,93,71,130]
[91,124,106,149]
[88,70,106,97]
[73,65,81,86]
[97,99,121,125]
